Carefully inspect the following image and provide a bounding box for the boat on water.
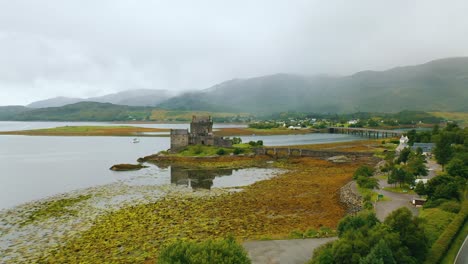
[132,138,140,143]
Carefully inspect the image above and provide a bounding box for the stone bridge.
[328,127,402,138]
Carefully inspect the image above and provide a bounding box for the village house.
[396,135,409,153]
[170,115,232,152]
[411,143,435,156]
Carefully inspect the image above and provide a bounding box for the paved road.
[243,237,336,264]
[455,234,468,264]
[375,158,441,221]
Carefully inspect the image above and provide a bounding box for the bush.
[439,200,461,213]
[353,166,375,179]
[216,148,226,155]
[158,237,251,264]
[233,148,243,155]
[356,176,379,189]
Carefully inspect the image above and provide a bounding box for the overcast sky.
[1,0,468,105]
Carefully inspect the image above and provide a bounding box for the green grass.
[357,186,391,203]
[175,145,253,157]
[382,185,415,195]
[419,208,457,245]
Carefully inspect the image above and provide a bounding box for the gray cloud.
[1,0,468,105]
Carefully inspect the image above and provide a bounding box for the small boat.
[132,138,140,143]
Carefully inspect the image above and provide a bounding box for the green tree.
[360,240,396,264]
[434,133,453,170]
[384,208,428,262]
[414,181,426,195]
[397,148,411,164]
[446,158,468,178]
[405,152,428,177]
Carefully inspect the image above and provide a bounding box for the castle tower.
[190,115,213,136]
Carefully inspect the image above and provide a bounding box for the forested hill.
[0,102,154,121]
[158,57,468,114]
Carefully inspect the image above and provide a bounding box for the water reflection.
[170,166,233,190]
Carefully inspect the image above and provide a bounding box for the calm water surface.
[0,121,246,132]
[0,122,362,210]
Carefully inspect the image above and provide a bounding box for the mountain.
[27,97,83,108]
[158,57,468,113]
[0,105,29,120]
[27,89,171,108]
[10,102,154,121]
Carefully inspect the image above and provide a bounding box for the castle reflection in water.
[170,166,233,190]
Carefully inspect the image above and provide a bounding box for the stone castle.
[170,115,232,151]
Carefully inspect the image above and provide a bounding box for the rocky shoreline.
[339,181,363,214]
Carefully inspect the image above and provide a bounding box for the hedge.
[424,199,468,264]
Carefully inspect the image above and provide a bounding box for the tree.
[360,240,396,264]
[434,132,453,170]
[231,137,242,144]
[446,158,468,178]
[414,181,426,195]
[368,119,379,127]
[397,148,411,164]
[388,168,414,187]
[384,208,428,262]
[432,124,440,135]
[404,153,428,177]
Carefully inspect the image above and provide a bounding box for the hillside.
[10,102,154,121]
[27,89,171,108]
[0,102,248,122]
[158,57,468,113]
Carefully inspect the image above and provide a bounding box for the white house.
[396,135,409,153]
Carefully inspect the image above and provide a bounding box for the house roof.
[411,143,435,151]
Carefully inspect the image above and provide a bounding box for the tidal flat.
[0,154,374,263]
[0,160,282,263]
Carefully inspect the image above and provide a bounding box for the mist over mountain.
[27,89,171,108]
[158,57,468,113]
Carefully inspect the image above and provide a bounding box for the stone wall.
[339,181,363,214]
[253,147,373,159]
[214,137,233,148]
[170,129,189,150]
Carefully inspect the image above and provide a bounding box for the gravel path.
[243,237,336,264]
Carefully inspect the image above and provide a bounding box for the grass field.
[150,110,250,121]
[430,112,468,127]
[0,126,169,136]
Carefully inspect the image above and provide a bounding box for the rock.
[339,182,363,214]
[327,155,350,163]
[109,164,148,171]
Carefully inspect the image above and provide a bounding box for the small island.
[109,163,148,171]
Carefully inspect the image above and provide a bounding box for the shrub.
[233,148,243,155]
[158,237,251,264]
[216,148,226,155]
[193,145,203,155]
[357,176,379,189]
[353,166,375,179]
[439,200,461,213]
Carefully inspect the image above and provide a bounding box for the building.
[170,115,233,151]
[411,143,435,156]
[396,135,409,153]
